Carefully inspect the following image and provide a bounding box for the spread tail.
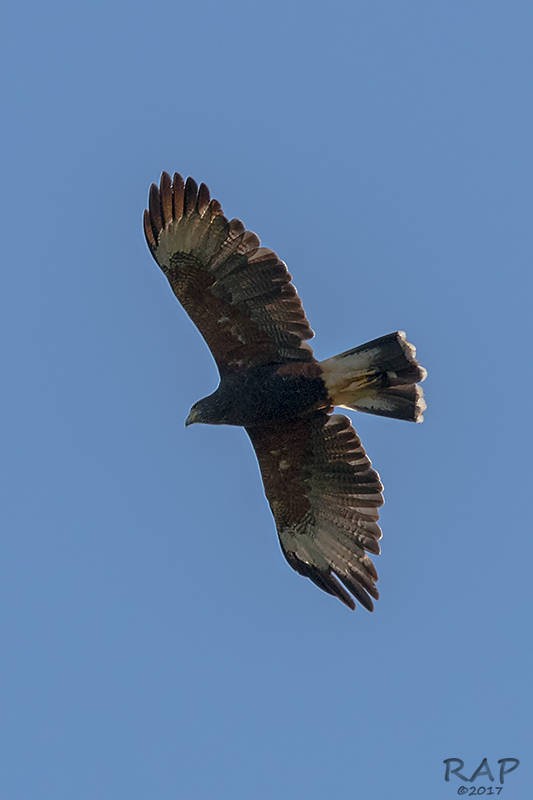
[320,331,427,422]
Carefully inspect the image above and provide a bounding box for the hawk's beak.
[185,408,199,427]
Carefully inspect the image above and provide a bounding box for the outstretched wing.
[247,413,384,610]
[144,172,314,374]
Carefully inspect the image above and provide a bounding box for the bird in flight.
[144,173,426,611]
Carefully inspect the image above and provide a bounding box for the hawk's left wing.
[247,413,384,610]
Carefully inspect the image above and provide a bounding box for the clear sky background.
[2,2,532,798]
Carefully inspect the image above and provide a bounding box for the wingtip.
[184,176,199,215]
[197,182,211,215]
[143,208,156,250]
[159,171,173,226]
[148,182,162,232]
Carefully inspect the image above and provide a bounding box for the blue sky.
[2,1,532,798]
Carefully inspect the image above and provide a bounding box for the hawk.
[144,172,426,611]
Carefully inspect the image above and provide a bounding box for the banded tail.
[320,331,427,422]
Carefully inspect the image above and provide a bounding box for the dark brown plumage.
[144,172,427,611]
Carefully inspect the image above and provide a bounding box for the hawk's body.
[188,362,329,427]
[144,172,426,611]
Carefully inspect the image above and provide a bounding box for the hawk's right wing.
[144,172,315,375]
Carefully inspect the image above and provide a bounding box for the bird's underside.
[144,172,427,611]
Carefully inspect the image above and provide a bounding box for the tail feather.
[320,331,427,422]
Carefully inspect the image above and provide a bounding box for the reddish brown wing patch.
[247,413,384,611]
[144,172,315,373]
